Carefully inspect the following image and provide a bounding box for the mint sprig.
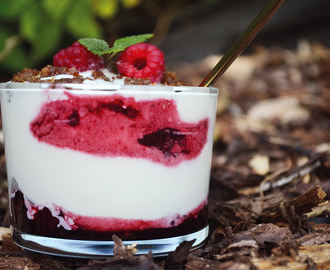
[78,38,110,57]
[78,34,154,63]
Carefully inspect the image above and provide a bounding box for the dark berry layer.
[11,190,208,241]
[30,92,209,167]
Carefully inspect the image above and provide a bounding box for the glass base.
[12,226,209,258]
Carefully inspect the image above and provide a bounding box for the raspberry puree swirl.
[30,92,209,167]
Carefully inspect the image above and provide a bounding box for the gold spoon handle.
[199,0,286,87]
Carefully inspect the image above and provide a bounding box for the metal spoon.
[199,0,286,87]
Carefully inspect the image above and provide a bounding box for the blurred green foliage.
[0,0,141,74]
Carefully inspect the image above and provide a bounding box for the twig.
[238,152,328,195]
[0,35,20,62]
[262,185,327,223]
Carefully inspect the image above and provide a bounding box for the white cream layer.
[1,87,217,220]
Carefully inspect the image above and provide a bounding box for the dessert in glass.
[0,38,218,257]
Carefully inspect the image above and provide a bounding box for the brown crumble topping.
[161,71,189,86]
[47,77,86,84]
[124,78,152,85]
[10,64,187,86]
[39,65,80,77]
[11,65,85,83]
[91,70,110,81]
[11,68,41,83]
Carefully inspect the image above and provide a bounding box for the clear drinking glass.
[0,82,218,258]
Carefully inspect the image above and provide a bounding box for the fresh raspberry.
[53,41,104,72]
[116,42,165,83]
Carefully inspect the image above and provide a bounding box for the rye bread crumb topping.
[11,65,188,86]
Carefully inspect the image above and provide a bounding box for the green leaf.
[19,3,62,65]
[91,0,118,19]
[78,38,110,56]
[19,4,41,44]
[0,0,33,20]
[41,0,74,21]
[0,27,12,53]
[29,24,62,65]
[120,0,141,9]
[65,0,103,39]
[111,34,154,52]
[78,34,154,56]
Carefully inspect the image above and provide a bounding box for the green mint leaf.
[78,38,110,57]
[78,33,154,57]
[110,33,154,53]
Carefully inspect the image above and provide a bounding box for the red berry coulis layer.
[30,92,209,166]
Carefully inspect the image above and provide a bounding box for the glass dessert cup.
[0,83,218,258]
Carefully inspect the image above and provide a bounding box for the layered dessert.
[1,36,218,255]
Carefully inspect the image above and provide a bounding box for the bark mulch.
[0,40,330,269]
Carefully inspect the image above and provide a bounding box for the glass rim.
[0,82,218,94]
